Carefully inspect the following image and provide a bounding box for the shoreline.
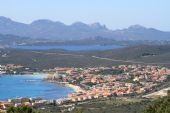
[0,74,73,101]
[46,80,85,93]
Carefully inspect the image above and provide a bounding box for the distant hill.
[0,16,170,41]
[0,16,111,40]
[113,25,170,40]
[0,34,31,46]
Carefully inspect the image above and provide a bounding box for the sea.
[0,74,73,100]
[11,44,125,51]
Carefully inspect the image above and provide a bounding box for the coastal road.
[91,55,170,65]
[31,51,84,57]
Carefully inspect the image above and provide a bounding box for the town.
[47,65,170,102]
[1,64,170,112]
[0,64,37,75]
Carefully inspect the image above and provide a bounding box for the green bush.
[7,106,39,113]
[144,90,170,113]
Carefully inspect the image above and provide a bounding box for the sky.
[0,0,170,31]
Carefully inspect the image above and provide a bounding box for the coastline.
[64,83,85,93]
[0,74,73,101]
[46,80,85,93]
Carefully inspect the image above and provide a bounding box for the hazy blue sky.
[0,0,170,31]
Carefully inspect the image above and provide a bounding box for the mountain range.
[0,16,170,41]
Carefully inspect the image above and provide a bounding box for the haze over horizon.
[0,0,170,31]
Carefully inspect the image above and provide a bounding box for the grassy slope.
[66,97,148,113]
[1,45,170,69]
[83,45,170,66]
[84,45,170,60]
[0,49,116,69]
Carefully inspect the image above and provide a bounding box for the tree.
[167,90,170,97]
[73,108,83,113]
[144,90,170,113]
[7,106,40,113]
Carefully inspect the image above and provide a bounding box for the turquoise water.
[0,74,73,100]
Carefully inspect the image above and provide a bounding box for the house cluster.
[0,64,24,74]
[0,64,35,75]
[47,65,170,102]
[0,97,47,112]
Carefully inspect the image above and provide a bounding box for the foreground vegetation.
[6,106,40,113]
[68,97,148,113]
[56,93,170,113]
[144,91,170,113]
[33,97,149,113]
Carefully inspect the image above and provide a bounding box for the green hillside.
[1,45,170,69]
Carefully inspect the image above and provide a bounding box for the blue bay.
[0,74,73,100]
